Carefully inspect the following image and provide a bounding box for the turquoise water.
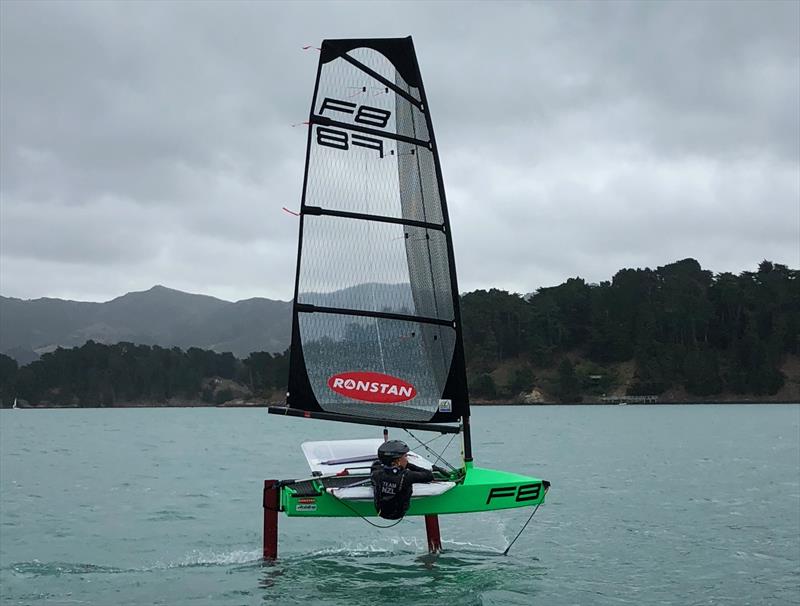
[1,405,798,605]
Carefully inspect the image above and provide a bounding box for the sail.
[286,37,469,425]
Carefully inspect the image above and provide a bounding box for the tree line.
[0,259,796,406]
[462,259,797,400]
[0,342,289,407]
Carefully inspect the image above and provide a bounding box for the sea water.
[1,405,798,605]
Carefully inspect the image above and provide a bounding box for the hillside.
[472,354,800,404]
[462,259,798,403]
[0,286,291,362]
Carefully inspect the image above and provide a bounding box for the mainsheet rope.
[328,491,405,528]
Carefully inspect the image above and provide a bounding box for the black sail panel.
[286,37,469,424]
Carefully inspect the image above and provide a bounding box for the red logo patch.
[327,371,417,404]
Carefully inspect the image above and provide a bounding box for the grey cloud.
[1,0,797,303]
[449,146,798,293]
[426,2,799,163]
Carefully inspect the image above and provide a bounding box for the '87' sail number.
[316,97,391,158]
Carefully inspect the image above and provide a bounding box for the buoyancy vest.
[371,464,411,520]
[370,461,434,519]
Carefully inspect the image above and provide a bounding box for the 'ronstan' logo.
[327,371,417,404]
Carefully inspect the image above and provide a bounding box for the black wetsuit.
[370,461,434,520]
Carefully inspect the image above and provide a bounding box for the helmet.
[378,440,409,464]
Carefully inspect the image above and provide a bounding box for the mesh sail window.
[287,37,469,424]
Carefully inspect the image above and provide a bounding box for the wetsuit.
[370,460,434,520]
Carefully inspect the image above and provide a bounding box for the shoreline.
[4,400,798,410]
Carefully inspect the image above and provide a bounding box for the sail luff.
[399,51,452,417]
[405,38,472,426]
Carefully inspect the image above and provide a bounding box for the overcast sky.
[1,1,798,303]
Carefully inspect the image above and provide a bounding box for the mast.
[405,37,472,460]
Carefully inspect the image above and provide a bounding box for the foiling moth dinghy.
[266,36,549,557]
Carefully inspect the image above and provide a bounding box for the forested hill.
[461,259,798,402]
[0,259,797,406]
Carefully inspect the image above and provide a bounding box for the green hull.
[281,463,548,517]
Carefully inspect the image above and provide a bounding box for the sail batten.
[296,303,454,327]
[287,36,469,425]
[303,206,445,232]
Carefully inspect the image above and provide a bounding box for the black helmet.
[378,440,409,464]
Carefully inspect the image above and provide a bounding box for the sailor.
[370,440,446,520]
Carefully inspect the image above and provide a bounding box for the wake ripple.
[166,549,262,568]
[145,509,197,521]
[7,549,264,578]
[10,561,126,577]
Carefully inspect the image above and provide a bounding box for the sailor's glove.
[431,465,449,476]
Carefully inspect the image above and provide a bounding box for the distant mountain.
[0,285,292,363]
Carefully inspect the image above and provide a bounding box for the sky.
[1,0,798,303]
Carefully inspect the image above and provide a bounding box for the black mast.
[405,37,472,460]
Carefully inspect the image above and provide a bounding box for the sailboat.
[267,36,548,538]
